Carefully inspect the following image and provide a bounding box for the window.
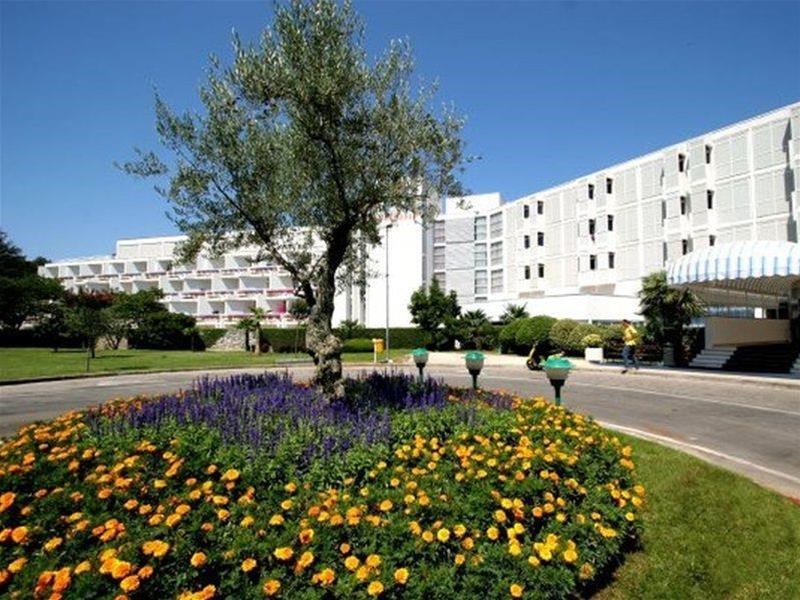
[589,255,597,271]
[662,242,668,264]
[709,235,716,247]
[537,232,545,247]
[433,246,445,271]
[682,239,690,255]
[474,270,487,295]
[707,190,714,210]
[661,201,667,221]
[537,201,544,215]
[524,265,531,280]
[588,184,595,199]
[537,263,545,278]
[433,220,445,243]
[474,243,487,268]
[608,252,615,269]
[588,219,596,241]
[705,145,713,164]
[680,196,688,216]
[606,177,613,194]
[474,216,486,241]
[490,212,503,237]
[490,241,503,265]
[678,153,687,173]
[523,235,530,249]
[523,205,530,219]
[607,215,614,232]
[491,269,503,293]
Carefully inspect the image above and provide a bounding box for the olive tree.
[122,0,465,397]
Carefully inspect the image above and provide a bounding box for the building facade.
[42,101,800,328]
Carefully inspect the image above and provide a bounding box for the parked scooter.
[526,339,555,371]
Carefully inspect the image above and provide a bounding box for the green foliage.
[456,309,496,350]
[498,318,525,354]
[337,319,366,341]
[103,289,166,350]
[639,271,704,365]
[197,328,227,349]
[514,315,557,354]
[581,333,604,348]
[128,312,198,350]
[548,319,579,353]
[408,278,462,349]
[499,302,529,325]
[566,323,605,354]
[341,337,374,352]
[64,290,115,357]
[602,324,624,353]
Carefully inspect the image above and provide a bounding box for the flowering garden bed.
[0,373,643,599]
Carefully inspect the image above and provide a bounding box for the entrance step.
[724,343,798,374]
[791,351,800,376]
[690,347,735,369]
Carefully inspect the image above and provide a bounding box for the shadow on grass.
[579,534,643,598]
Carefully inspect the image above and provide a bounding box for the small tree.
[250,307,267,355]
[65,291,114,359]
[639,271,704,365]
[121,0,465,398]
[289,298,311,353]
[500,303,529,325]
[236,316,257,352]
[457,309,494,350]
[408,278,461,350]
[337,318,365,341]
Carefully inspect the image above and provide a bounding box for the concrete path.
[1,364,798,499]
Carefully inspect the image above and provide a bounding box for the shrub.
[549,318,579,352]
[514,315,557,354]
[128,312,198,350]
[602,324,624,353]
[581,333,603,348]
[336,319,366,341]
[0,373,644,600]
[261,327,306,352]
[197,327,227,350]
[342,337,374,352]
[498,318,526,354]
[566,323,605,354]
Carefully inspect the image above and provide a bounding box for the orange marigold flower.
[298,528,314,544]
[111,561,133,580]
[339,542,351,554]
[190,552,207,568]
[11,526,29,544]
[0,569,9,587]
[241,558,257,573]
[273,547,293,561]
[120,575,140,592]
[138,566,154,579]
[313,567,335,586]
[263,579,281,596]
[0,492,15,513]
[297,551,314,570]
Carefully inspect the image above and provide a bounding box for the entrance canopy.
[667,241,800,307]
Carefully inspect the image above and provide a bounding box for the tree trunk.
[305,275,343,400]
[254,325,262,356]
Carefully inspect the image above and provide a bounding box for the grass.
[0,347,411,382]
[598,434,800,599]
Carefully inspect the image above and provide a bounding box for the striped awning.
[667,241,800,304]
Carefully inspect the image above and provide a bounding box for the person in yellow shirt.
[621,319,641,373]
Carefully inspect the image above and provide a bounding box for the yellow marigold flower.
[367,580,384,596]
[528,555,540,567]
[217,509,230,521]
[454,554,466,566]
[508,542,522,556]
[284,482,297,493]
[344,555,360,571]
[379,499,393,512]
[298,528,314,544]
[44,536,63,552]
[263,579,281,596]
[394,567,409,585]
[365,554,381,568]
[241,558,257,573]
[297,551,315,569]
[191,552,207,568]
[241,516,255,528]
[120,575,140,592]
[0,569,10,586]
[461,537,474,550]
[8,557,27,573]
[453,524,467,538]
[437,528,451,543]
[211,495,228,506]
[422,530,434,543]
[625,512,635,522]
[274,547,293,561]
[487,526,499,540]
[111,560,133,580]
[280,499,293,511]
[563,549,578,563]
[148,514,164,526]
[579,563,595,580]
[221,468,240,482]
[494,509,507,523]
[269,514,285,526]
[408,521,422,536]
[510,583,524,598]
[355,565,370,582]
[0,492,15,513]
[175,504,191,516]
[166,513,182,527]
[339,542,351,554]
[124,499,138,510]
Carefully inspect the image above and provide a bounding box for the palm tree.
[236,316,257,352]
[457,309,494,350]
[500,302,529,325]
[638,271,704,365]
[249,307,267,355]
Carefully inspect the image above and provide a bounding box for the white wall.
[705,317,791,348]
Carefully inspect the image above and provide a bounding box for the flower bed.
[0,373,644,599]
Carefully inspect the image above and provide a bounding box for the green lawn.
[598,434,800,599]
[0,347,411,382]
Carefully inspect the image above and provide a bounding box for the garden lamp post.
[542,356,573,406]
[465,351,485,390]
[412,348,429,383]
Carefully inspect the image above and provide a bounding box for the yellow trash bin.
[372,338,385,363]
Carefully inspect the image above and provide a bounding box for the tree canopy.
[408,278,461,350]
[122,0,465,396]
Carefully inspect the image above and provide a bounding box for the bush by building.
[514,315,558,355]
[548,318,579,353]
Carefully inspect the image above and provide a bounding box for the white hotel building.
[43,102,800,334]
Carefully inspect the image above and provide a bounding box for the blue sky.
[2,1,798,260]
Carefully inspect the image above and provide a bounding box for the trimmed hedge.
[258,327,426,353]
[260,327,307,353]
[342,337,374,352]
[0,328,83,349]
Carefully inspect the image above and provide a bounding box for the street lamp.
[465,351,485,390]
[412,348,429,383]
[541,355,573,406]
[385,223,392,362]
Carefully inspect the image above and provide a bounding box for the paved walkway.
[1,363,798,498]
